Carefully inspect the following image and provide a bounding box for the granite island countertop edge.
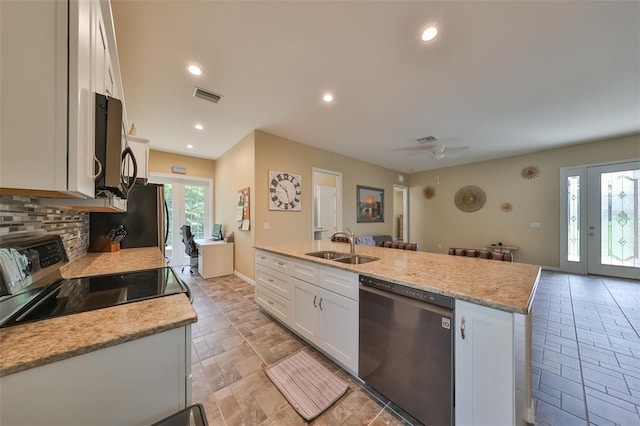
[254,241,541,315]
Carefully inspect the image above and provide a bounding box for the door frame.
[559,159,639,277]
[149,172,213,266]
[393,184,409,242]
[311,168,343,240]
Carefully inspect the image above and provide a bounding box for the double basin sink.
[305,251,379,265]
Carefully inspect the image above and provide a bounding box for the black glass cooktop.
[1,267,188,327]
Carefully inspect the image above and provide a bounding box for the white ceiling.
[111,1,640,173]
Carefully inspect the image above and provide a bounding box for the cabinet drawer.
[318,265,359,301]
[256,285,290,325]
[255,251,272,267]
[267,254,318,284]
[288,258,318,284]
[256,265,292,300]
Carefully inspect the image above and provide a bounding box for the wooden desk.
[194,240,234,278]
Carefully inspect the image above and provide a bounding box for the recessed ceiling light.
[186,144,194,149]
[421,26,438,42]
[187,65,202,76]
[194,124,204,130]
[323,93,334,103]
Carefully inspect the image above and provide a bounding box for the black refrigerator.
[90,183,168,254]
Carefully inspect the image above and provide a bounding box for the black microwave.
[95,93,137,199]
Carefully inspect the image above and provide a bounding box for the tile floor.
[532,272,640,426]
[181,270,639,425]
[185,272,411,426]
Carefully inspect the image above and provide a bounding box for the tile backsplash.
[0,195,89,260]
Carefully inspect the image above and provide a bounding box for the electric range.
[0,234,190,328]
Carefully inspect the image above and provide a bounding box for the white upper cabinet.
[0,0,125,199]
[124,136,150,183]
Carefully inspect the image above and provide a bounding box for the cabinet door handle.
[319,297,323,311]
[268,300,274,305]
[461,317,466,340]
[92,155,103,179]
[313,295,317,308]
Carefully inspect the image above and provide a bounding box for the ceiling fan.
[394,136,470,160]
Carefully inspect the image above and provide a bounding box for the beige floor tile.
[254,386,289,419]
[181,271,395,426]
[260,405,309,425]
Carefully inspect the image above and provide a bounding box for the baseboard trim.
[234,270,255,286]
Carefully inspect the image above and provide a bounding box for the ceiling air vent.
[193,87,222,104]
[417,136,437,144]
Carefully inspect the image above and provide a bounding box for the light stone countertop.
[0,248,197,377]
[255,241,541,314]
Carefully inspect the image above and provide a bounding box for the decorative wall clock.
[268,170,302,211]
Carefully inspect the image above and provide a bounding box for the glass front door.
[587,162,640,279]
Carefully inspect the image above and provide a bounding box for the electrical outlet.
[263,223,270,230]
[530,222,541,228]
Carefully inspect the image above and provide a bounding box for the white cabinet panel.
[317,288,358,372]
[291,276,358,374]
[126,136,150,182]
[291,277,319,341]
[0,327,190,426]
[455,300,516,426]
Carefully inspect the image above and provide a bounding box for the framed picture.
[357,185,384,223]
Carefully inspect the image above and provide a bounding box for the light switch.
[530,222,541,228]
[263,223,270,230]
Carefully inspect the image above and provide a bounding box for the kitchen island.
[0,248,197,426]
[254,240,541,426]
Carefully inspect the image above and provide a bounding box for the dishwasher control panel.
[359,275,454,310]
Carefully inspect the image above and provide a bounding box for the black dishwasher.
[359,275,454,425]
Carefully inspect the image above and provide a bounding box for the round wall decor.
[454,186,486,212]
[521,165,541,180]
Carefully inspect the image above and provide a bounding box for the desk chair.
[181,225,198,274]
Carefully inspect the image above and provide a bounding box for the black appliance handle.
[120,146,138,196]
[164,199,170,246]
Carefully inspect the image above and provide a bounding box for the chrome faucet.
[330,228,355,254]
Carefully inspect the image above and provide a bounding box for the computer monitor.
[212,224,223,240]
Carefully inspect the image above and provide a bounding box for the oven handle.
[171,269,193,303]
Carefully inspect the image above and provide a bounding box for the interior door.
[317,185,337,241]
[587,161,640,279]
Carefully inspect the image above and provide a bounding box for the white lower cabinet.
[255,250,359,375]
[455,300,532,426]
[316,287,358,372]
[0,326,191,426]
[291,277,358,374]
